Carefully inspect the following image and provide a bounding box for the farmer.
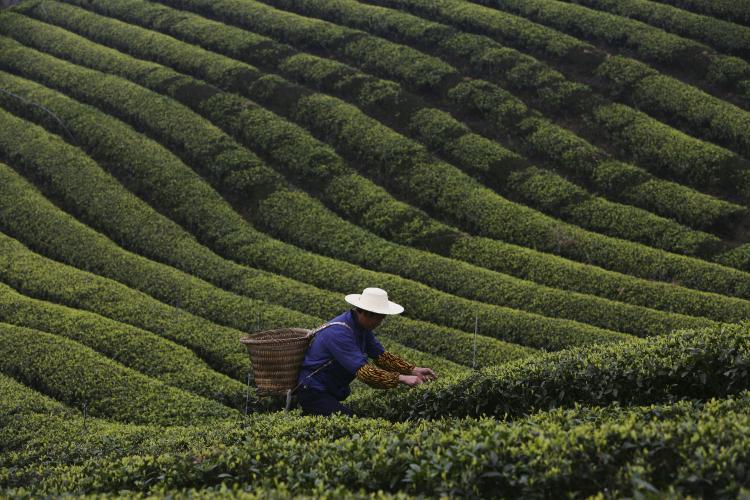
[297,287,437,416]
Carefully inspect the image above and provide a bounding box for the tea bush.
[3,371,750,497]
[470,0,750,93]
[0,281,247,408]
[596,56,750,159]
[562,0,750,61]
[0,31,686,345]
[351,323,750,419]
[652,0,750,26]
[0,323,239,425]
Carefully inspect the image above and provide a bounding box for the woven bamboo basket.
[240,327,312,396]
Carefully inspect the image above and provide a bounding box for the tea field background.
[1,0,750,497]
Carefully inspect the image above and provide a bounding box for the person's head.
[354,307,387,330]
[345,287,403,330]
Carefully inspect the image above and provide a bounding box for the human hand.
[412,367,437,382]
[398,374,423,387]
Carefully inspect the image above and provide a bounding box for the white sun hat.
[345,287,404,315]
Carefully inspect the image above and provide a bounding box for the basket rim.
[240,327,312,345]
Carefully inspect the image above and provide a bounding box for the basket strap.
[309,321,352,338]
[288,322,354,398]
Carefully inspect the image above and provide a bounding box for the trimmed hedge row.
[0,322,238,425]
[4,372,750,498]
[564,0,750,60]
[0,159,507,371]
[516,115,746,227]
[182,0,749,244]
[596,56,750,160]
[471,0,750,93]
[0,281,247,408]
[0,148,532,372]
[4,20,750,328]
[589,103,750,196]
[343,0,749,227]
[411,104,747,230]
[354,0,599,108]
[651,0,750,26]
[0,33,694,344]
[189,2,750,278]
[283,0,604,69]
[0,247,255,382]
[0,78,616,360]
[715,243,750,272]
[41,2,743,254]
[94,3,742,262]
[0,231,465,389]
[0,64,747,330]
[10,16,746,320]
[350,323,750,420]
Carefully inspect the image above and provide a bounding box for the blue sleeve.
[365,331,385,359]
[322,327,368,375]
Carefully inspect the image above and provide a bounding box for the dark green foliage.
[0,23,703,346]
[6,16,743,322]
[4,372,750,498]
[351,323,750,419]
[596,56,750,159]
[79,0,739,248]
[0,323,238,425]
[0,281,247,408]
[0,67,617,356]
[38,0,750,292]
[250,0,746,236]
[655,0,750,25]
[566,0,750,60]
[589,103,750,196]
[0,220,256,381]
[337,0,748,230]
[0,154,511,368]
[293,0,603,67]
[473,0,750,93]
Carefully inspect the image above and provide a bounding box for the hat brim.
[345,294,404,315]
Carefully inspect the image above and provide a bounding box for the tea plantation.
[1,0,750,497]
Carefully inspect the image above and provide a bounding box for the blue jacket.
[297,310,385,400]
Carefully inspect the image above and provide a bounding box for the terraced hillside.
[1,0,750,496]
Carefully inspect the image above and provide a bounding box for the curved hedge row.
[0,322,238,425]
[469,0,750,94]
[39,1,744,251]
[1,51,747,326]
[195,2,750,270]
[564,0,750,60]
[715,243,750,272]
[213,0,746,234]
[0,232,253,382]
[339,0,750,227]
[52,0,727,250]
[0,230,466,391]
[350,323,750,420]
[596,57,750,160]
[66,3,750,292]
[588,103,750,196]
[0,281,247,408]
[4,372,750,498]
[652,0,750,26]
[0,36,695,343]
[349,5,591,113]
[0,154,529,368]
[412,104,747,230]
[1,5,748,322]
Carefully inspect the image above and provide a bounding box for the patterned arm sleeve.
[374,351,415,375]
[355,364,400,389]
